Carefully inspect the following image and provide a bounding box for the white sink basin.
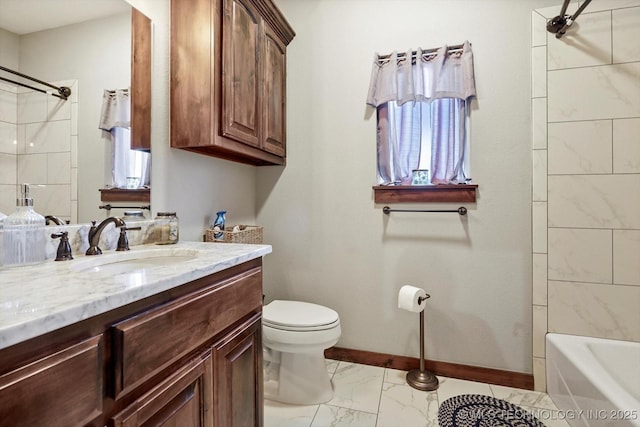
[70,247,201,276]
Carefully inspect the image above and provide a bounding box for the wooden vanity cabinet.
[170,0,294,166]
[111,350,214,427]
[0,335,104,427]
[213,314,263,427]
[0,259,264,427]
[111,316,263,427]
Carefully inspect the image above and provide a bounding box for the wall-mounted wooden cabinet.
[171,0,294,166]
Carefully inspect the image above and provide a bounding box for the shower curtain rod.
[0,65,71,100]
[376,43,466,65]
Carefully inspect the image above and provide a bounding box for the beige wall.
[531,0,640,391]
[256,0,560,374]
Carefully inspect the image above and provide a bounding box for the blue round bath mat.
[438,394,546,427]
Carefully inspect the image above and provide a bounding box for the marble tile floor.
[264,359,571,427]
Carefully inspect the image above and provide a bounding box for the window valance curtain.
[366,40,476,107]
[99,88,130,131]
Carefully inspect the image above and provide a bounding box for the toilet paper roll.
[398,285,428,313]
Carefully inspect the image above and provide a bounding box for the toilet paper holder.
[406,292,439,392]
[417,294,430,305]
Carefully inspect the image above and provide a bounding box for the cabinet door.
[213,314,263,427]
[130,7,152,152]
[171,0,213,148]
[112,351,214,427]
[0,335,103,427]
[262,23,287,157]
[221,0,261,148]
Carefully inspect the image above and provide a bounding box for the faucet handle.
[51,231,73,261]
[116,226,142,251]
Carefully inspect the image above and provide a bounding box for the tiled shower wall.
[0,82,18,215]
[0,80,78,222]
[531,0,640,391]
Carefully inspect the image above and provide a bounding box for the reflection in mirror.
[0,0,151,224]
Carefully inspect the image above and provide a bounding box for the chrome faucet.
[85,217,126,255]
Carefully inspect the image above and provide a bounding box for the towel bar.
[383,206,467,215]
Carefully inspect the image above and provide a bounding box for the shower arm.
[546,0,593,39]
[559,0,570,18]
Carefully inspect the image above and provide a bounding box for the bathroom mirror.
[0,0,151,224]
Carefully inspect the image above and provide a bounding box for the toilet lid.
[263,300,339,330]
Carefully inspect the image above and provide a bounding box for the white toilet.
[262,300,341,405]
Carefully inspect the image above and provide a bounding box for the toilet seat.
[263,300,340,331]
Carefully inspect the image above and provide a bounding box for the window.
[376,98,470,185]
[367,42,477,202]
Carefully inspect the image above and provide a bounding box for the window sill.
[99,188,150,203]
[373,184,477,203]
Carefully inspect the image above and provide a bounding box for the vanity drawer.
[0,335,103,427]
[112,266,262,398]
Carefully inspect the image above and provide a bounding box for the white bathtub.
[546,333,640,427]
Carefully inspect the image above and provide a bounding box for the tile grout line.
[373,367,384,427]
[310,360,342,427]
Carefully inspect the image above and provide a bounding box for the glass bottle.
[0,211,6,267]
[2,184,46,267]
[123,210,145,222]
[155,212,179,245]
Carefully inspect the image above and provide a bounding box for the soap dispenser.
[2,184,46,267]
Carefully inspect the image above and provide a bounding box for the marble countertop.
[0,241,271,350]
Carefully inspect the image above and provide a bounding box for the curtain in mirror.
[99,89,150,189]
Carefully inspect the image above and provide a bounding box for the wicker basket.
[205,225,263,244]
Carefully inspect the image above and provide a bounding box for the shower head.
[546,14,572,38]
[546,0,593,39]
